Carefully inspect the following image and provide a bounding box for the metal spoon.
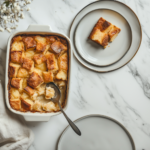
[46,82,81,136]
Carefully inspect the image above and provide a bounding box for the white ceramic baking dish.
[5,24,72,121]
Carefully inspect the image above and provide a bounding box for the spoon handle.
[58,102,81,136]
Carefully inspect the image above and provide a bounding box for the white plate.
[57,115,135,150]
[70,0,142,72]
[75,9,132,66]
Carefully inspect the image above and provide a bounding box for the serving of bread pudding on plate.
[89,17,121,48]
[8,35,69,113]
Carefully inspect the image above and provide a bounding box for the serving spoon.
[46,82,81,136]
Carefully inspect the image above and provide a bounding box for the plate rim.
[74,8,132,67]
[69,0,142,72]
[56,114,135,150]
[73,8,132,67]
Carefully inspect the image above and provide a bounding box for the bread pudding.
[89,17,121,48]
[8,35,69,113]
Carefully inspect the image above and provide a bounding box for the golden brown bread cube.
[51,41,67,54]
[108,25,121,42]
[10,51,23,64]
[9,87,20,99]
[23,37,36,51]
[22,58,34,71]
[45,52,58,72]
[31,68,43,77]
[46,36,56,44]
[17,68,29,78]
[11,37,24,52]
[33,54,47,65]
[24,50,35,59]
[24,86,35,96]
[42,71,53,83]
[10,99,21,110]
[11,78,23,90]
[58,53,68,71]
[9,63,20,78]
[35,63,47,71]
[35,36,48,53]
[27,72,44,89]
[21,98,33,111]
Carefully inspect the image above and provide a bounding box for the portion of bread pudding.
[8,35,69,113]
[89,17,121,48]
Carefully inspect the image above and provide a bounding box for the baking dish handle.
[23,115,51,122]
[27,24,52,32]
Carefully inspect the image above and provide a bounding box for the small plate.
[57,114,135,150]
[70,0,142,72]
[75,9,132,66]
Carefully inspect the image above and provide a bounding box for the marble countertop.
[0,0,150,149]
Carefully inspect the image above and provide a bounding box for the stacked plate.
[70,0,142,72]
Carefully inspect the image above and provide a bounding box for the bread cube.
[45,52,58,72]
[21,92,29,100]
[9,87,20,99]
[50,41,67,54]
[33,54,46,65]
[11,41,24,52]
[24,86,35,96]
[9,63,20,78]
[27,72,44,89]
[31,68,43,77]
[56,70,67,80]
[42,71,53,83]
[24,50,35,59]
[17,68,29,78]
[46,36,56,44]
[10,99,21,110]
[35,36,48,53]
[11,78,23,90]
[35,62,47,71]
[10,51,23,64]
[23,37,36,51]
[21,98,33,111]
[58,53,68,71]
[22,58,34,71]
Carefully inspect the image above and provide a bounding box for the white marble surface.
[0,0,150,149]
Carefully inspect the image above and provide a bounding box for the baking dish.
[5,24,72,121]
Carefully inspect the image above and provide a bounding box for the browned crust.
[23,37,36,49]
[27,72,44,89]
[33,54,46,65]
[10,99,21,110]
[51,41,67,54]
[46,53,58,71]
[11,78,21,89]
[22,58,34,70]
[43,71,53,83]
[21,98,32,111]
[24,86,35,96]
[10,51,23,63]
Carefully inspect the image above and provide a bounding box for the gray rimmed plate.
[70,0,142,72]
[57,114,135,150]
[75,9,132,66]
